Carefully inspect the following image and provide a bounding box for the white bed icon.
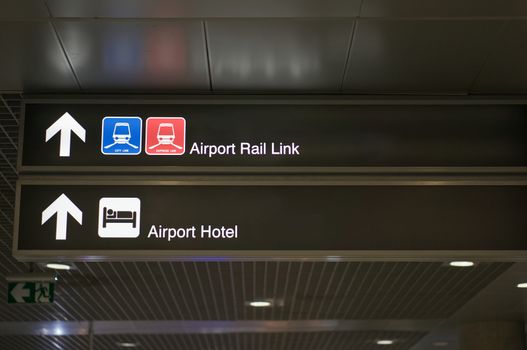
[98,197,141,238]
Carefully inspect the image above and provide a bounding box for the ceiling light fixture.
[517,282,527,288]
[376,340,395,345]
[45,263,71,271]
[116,342,139,348]
[432,341,449,347]
[449,261,475,267]
[249,300,272,308]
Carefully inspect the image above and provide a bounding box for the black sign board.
[14,179,527,261]
[19,101,527,172]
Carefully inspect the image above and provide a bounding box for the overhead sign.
[19,102,527,172]
[7,282,55,304]
[14,179,527,260]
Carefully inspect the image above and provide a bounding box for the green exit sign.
[7,282,55,304]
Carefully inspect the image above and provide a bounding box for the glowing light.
[376,340,395,345]
[449,261,475,267]
[46,263,71,271]
[117,342,140,348]
[249,300,272,308]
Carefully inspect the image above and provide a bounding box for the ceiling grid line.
[382,263,422,319]
[342,262,373,318]
[387,263,438,319]
[368,262,411,318]
[51,281,101,321]
[391,263,443,319]
[306,262,328,319]
[228,262,240,320]
[251,261,257,320]
[467,20,512,93]
[169,262,195,320]
[269,261,280,320]
[0,149,17,174]
[353,261,382,319]
[338,20,358,91]
[124,262,161,318]
[0,95,19,126]
[81,262,131,320]
[205,262,222,320]
[427,263,507,317]
[410,264,466,318]
[181,262,205,320]
[279,262,294,321]
[147,262,177,319]
[42,0,83,91]
[333,262,362,318]
[157,262,185,319]
[313,261,340,319]
[293,262,315,320]
[240,260,249,320]
[202,21,215,92]
[357,262,393,318]
[91,262,138,320]
[286,261,304,320]
[108,262,149,319]
[322,261,352,319]
[193,262,214,320]
[134,262,168,319]
[215,262,230,320]
[261,261,268,321]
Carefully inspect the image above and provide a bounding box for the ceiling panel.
[207,20,353,91]
[0,335,88,350]
[361,0,527,18]
[45,0,361,18]
[0,260,511,322]
[343,20,505,93]
[0,331,425,350]
[471,21,527,93]
[54,21,210,91]
[0,0,49,18]
[0,22,79,92]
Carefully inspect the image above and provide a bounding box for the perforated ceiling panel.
[0,260,511,322]
[0,94,27,277]
[0,331,426,350]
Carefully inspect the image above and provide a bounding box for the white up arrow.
[45,112,86,157]
[10,283,30,303]
[41,194,83,240]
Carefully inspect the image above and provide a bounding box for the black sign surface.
[14,180,527,260]
[20,102,527,172]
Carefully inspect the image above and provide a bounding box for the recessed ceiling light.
[116,342,139,348]
[45,263,71,271]
[249,300,272,307]
[517,282,527,288]
[376,340,395,345]
[433,341,449,347]
[449,261,475,267]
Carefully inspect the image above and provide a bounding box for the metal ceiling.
[0,260,512,322]
[0,331,426,350]
[1,0,527,93]
[2,0,527,347]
